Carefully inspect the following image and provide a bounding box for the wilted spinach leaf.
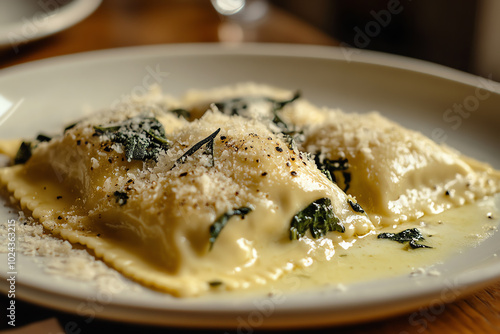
[94,116,170,162]
[290,198,344,240]
[378,228,432,249]
[209,207,252,250]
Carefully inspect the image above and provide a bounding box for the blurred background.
[0,0,499,80]
[272,0,499,80]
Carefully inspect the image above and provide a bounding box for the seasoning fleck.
[209,281,223,287]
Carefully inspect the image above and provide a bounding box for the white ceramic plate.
[0,0,101,49]
[0,44,500,329]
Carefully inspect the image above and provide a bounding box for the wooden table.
[0,0,335,69]
[1,1,500,333]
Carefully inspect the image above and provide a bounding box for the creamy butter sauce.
[2,83,500,298]
[233,194,500,296]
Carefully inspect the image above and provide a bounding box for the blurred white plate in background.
[0,0,101,50]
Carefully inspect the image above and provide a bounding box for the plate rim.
[1,43,500,328]
[1,43,499,92]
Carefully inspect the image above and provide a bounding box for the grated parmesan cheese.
[0,82,499,297]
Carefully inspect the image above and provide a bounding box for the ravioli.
[1,83,499,297]
[296,109,500,225]
[172,82,500,225]
[0,101,372,296]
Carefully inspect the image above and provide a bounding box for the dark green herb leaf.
[321,169,334,183]
[64,122,78,132]
[409,240,432,249]
[348,199,365,213]
[290,198,344,240]
[36,134,52,142]
[94,116,170,162]
[214,98,248,116]
[287,136,296,150]
[267,91,301,111]
[209,207,252,250]
[314,155,351,192]
[343,171,352,192]
[315,156,350,172]
[14,141,32,164]
[378,228,424,243]
[213,92,301,131]
[113,191,129,206]
[208,280,223,287]
[94,124,121,133]
[271,112,288,130]
[13,134,58,164]
[282,130,304,151]
[281,129,303,137]
[378,228,432,249]
[267,91,301,130]
[174,128,221,168]
[145,129,170,145]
